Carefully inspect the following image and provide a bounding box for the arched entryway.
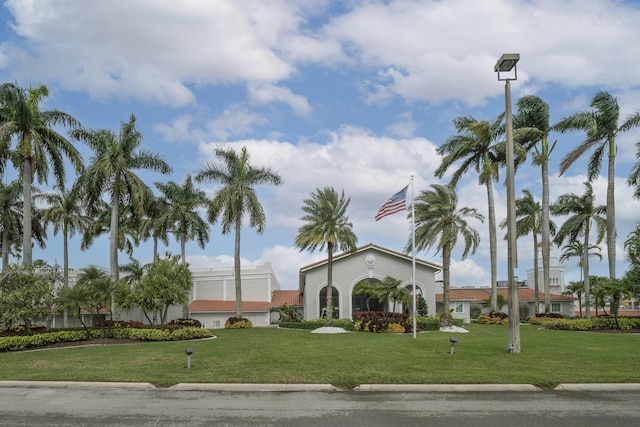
[319,285,340,318]
[352,278,386,313]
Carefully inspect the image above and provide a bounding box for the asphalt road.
[1,384,640,426]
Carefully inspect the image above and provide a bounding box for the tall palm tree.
[551,182,606,319]
[155,175,210,263]
[555,91,640,280]
[71,115,172,283]
[81,200,142,259]
[196,146,282,318]
[513,95,556,314]
[500,189,556,313]
[0,180,23,272]
[407,184,483,327]
[559,240,602,282]
[138,192,171,263]
[41,186,88,289]
[435,115,503,311]
[295,187,357,327]
[0,83,83,266]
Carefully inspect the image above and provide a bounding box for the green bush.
[470,304,483,320]
[532,316,640,331]
[168,318,203,328]
[519,302,530,321]
[0,327,212,352]
[224,317,253,329]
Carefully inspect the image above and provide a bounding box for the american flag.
[375,185,408,221]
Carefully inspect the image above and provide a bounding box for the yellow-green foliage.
[225,319,253,329]
[530,317,640,331]
[384,323,405,333]
[0,327,212,352]
[477,313,508,325]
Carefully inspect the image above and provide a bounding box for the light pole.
[495,53,521,353]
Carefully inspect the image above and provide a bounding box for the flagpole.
[411,175,416,339]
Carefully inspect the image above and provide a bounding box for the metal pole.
[411,175,417,339]
[505,79,520,353]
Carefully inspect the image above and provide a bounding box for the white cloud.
[248,83,312,117]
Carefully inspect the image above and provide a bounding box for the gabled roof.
[299,242,442,272]
[435,287,576,303]
[271,290,303,307]
[189,300,271,313]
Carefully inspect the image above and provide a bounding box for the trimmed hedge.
[0,327,213,352]
[530,316,640,331]
[279,319,355,331]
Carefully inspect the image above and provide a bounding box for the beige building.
[299,243,442,320]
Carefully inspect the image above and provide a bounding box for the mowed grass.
[1,324,639,388]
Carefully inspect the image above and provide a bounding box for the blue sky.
[2,0,640,290]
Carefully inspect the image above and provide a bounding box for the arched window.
[351,278,385,313]
[319,285,340,318]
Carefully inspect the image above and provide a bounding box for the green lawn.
[1,324,638,389]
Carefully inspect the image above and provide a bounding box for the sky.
[2,0,640,291]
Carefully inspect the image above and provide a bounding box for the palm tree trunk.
[486,180,498,312]
[583,233,591,319]
[181,232,188,318]
[110,196,120,283]
[325,242,334,327]
[153,236,159,263]
[234,216,243,318]
[2,230,9,273]
[22,157,33,267]
[541,154,551,313]
[441,244,453,327]
[532,234,540,314]
[606,146,616,279]
[63,227,69,328]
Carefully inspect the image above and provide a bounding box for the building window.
[454,302,464,313]
[551,302,561,313]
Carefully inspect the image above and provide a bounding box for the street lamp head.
[495,53,520,81]
[494,53,520,72]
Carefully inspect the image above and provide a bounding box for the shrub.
[470,304,483,320]
[225,317,252,329]
[384,323,406,333]
[477,311,508,325]
[169,318,203,328]
[352,311,413,333]
[519,302,530,322]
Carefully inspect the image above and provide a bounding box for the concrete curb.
[353,384,541,392]
[0,380,156,389]
[169,383,338,391]
[554,383,640,391]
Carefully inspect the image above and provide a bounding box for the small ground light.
[449,336,458,355]
[185,348,194,369]
[506,343,514,353]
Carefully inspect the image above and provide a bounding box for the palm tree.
[71,115,172,283]
[435,115,503,311]
[407,184,483,327]
[81,200,142,259]
[41,186,88,289]
[563,281,584,317]
[559,240,602,282]
[138,192,171,263]
[0,180,23,272]
[195,146,282,318]
[295,187,357,327]
[500,189,556,313]
[551,182,606,319]
[555,91,640,280]
[513,95,556,315]
[0,83,83,266]
[155,175,210,263]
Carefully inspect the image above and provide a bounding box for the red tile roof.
[271,290,302,307]
[436,287,576,302]
[189,300,271,312]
